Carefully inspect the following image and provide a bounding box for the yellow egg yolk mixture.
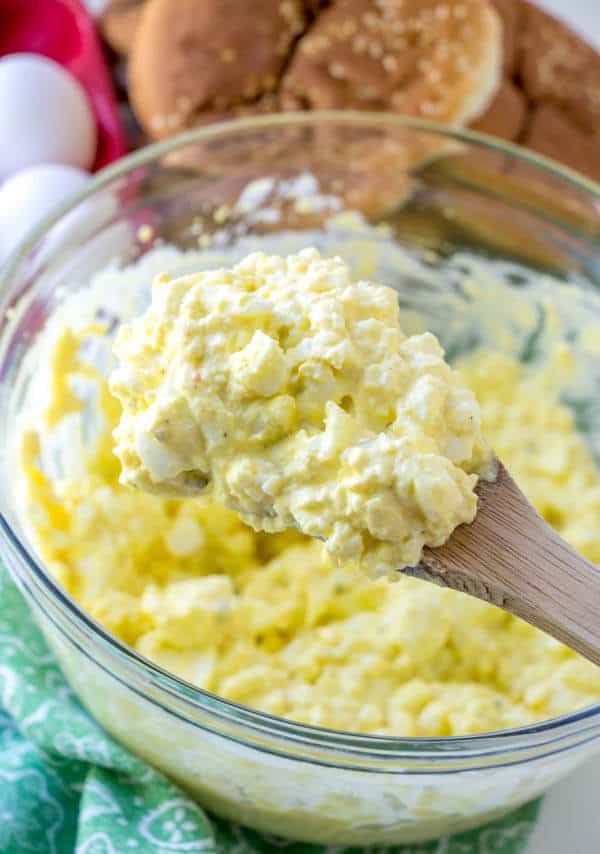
[110,249,490,577]
[19,306,600,737]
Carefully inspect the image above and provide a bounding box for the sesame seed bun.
[521,104,600,184]
[129,0,312,140]
[124,0,600,186]
[519,1,600,140]
[130,0,502,141]
[282,0,503,127]
[163,119,455,224]
[467,0,600,182]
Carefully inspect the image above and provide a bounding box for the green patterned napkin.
[0,564,540,854]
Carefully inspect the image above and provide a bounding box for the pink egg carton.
[0,0,129,170]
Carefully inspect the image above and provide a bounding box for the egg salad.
[110,249,490,577]
[18,261,600,737]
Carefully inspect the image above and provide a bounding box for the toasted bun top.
[519,1,600,138]
[282,0,502,127]
[130,0,312,139]
[131,0,502,140]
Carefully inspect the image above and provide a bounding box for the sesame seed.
[150,114,166,131]
[421,100,441,116]
[363,12,380,29]
[383,55,399,73]
[422,249,439,264]
[243,81,259,98]
[369,43,384,59]
[213,205,231,224]
[329,62,347,80]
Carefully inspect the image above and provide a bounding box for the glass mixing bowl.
[1,114,600,846]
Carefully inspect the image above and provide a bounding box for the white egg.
[0,54,97,180]
[0,163,117,266]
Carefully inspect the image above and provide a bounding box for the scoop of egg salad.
[21,317,600,736]
[110,249,490,577]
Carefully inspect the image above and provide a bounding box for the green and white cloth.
[0,564,540,854]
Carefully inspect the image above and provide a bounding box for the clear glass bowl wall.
[1,114,600,846]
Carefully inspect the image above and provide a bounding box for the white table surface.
[83,0,600,849]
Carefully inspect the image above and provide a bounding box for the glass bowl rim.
[1,110,600,764]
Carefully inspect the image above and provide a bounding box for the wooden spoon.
[404,460,600,666]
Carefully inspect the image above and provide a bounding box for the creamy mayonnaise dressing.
[16,233,600,737]
[110,249,489,577]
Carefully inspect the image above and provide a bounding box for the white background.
[535,0,600,49]
[83,1,600,850]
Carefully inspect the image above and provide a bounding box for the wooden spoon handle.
[408,462,600,666]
